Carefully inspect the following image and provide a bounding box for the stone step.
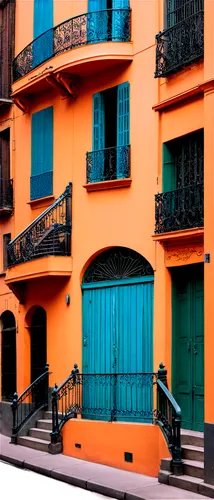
[159,472,214,499]
[43,411,62,420]
[181,429,204,448]
[182,444,204,462]
[37,419,52,430]
[17,436,49,453]
[29,427,51,442]
[160,458,171,472]
[183,459,204,479]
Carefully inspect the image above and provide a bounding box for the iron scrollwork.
[13,9,131,82]
[83,247,154,283]
[86,145,130,184]
[155,5,204,78]
[7,183,72,267]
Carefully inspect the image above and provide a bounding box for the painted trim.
[82,275,154,289]
[83,178,132,191]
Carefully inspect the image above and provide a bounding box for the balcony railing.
[155,183,204,234]
[155,10,204,78]
[13,9,131,82]
[0,178,13,212]
[7,183,72,267]
[86,145,130,183]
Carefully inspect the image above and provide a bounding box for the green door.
[172,264,204,432]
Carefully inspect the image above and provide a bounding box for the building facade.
[0,0,214,492]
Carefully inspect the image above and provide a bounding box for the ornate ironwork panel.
[7,183,72,267]
[11,366,50,441]
[51,367,157,443]
[86,145,130,183]
[83,247,154,283]
[155,183,204,233]
[0,178,13,210]
[175,130,203,188]
[155,7,204,78]
[13,9,131,82]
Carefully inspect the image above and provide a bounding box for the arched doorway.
[82,247,154,421]
[30,307,47,383]
[1,311,16,401]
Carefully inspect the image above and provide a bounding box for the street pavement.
[0,434,210,500]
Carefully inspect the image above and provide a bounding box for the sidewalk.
[0,434,210,500]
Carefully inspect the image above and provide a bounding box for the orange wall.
[62,419,170,476]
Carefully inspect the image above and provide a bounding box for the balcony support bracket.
[46,74,70,97]
[7,282,26,304]
[56,73,80,99]
[12,96,29,113]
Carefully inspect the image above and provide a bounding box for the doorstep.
[0,435,210,500]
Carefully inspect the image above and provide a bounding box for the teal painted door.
[33,0,53,68]
[117,82,130,178]
[88,0,108,44]
[112,0,130,41]
[82,277,154,421]
[31,106,53,200]
[172,265,204,431]
[91,92,105,182]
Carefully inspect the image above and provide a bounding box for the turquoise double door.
[82,276,154,421]
[88,0,130,43]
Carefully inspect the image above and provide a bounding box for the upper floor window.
[31,106,53,200]
[0,128,13,215]
[86,82,130,183]
[3,233,11,271]
[88,0,130,42]
[155,0,204,78]
[33,0,53,68]
[0,0,15,100]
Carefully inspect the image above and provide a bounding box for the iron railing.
[51,364,156,443]
[0,178,13,211]
[155,183,204,233]
[86,145,130,183]
[155,9,204,78]
[11,365,50,443]
[156,363,183,475]
[7,183,72,267]
[13,9,131,82]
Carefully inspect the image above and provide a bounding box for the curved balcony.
[12,9,132,100]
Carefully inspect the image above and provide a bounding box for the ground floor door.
[172,264,204,431]
[30,307,47,383]
[82,276,154,421]
[1,311,16,401]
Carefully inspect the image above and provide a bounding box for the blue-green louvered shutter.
[91,93,105,182]
[33,0,53,69]
[117,81,130,178]
[112,0,130,41]
[88,0,107,44]
[31,106,53,200]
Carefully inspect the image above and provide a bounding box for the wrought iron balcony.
[86,145,130,183]
[13,8,131,82]
[155,183,204,234]
[0,178,13,216]
[155,10,204,78]
[7,183,72,267]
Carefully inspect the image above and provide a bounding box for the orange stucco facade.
[0,0,214,479]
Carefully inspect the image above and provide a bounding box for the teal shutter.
[91,92,105,182]
[87,0,108,44]
[112,0,130,41]
[117,81,130,178]
[162,143,176,192]
[33,0,53,69]
[31,106,53,200]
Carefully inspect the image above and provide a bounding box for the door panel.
[82,278,154,421]
[173,265,204,431]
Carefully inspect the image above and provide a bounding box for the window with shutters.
[155,130,204,233]
[3,233,11,271]
[31,106,53,200]
[86,82,130,184]
[155,0,204,78]
[33,0,53,69]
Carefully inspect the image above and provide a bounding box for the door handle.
[187,342,191,352]
[193,343,197,355]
